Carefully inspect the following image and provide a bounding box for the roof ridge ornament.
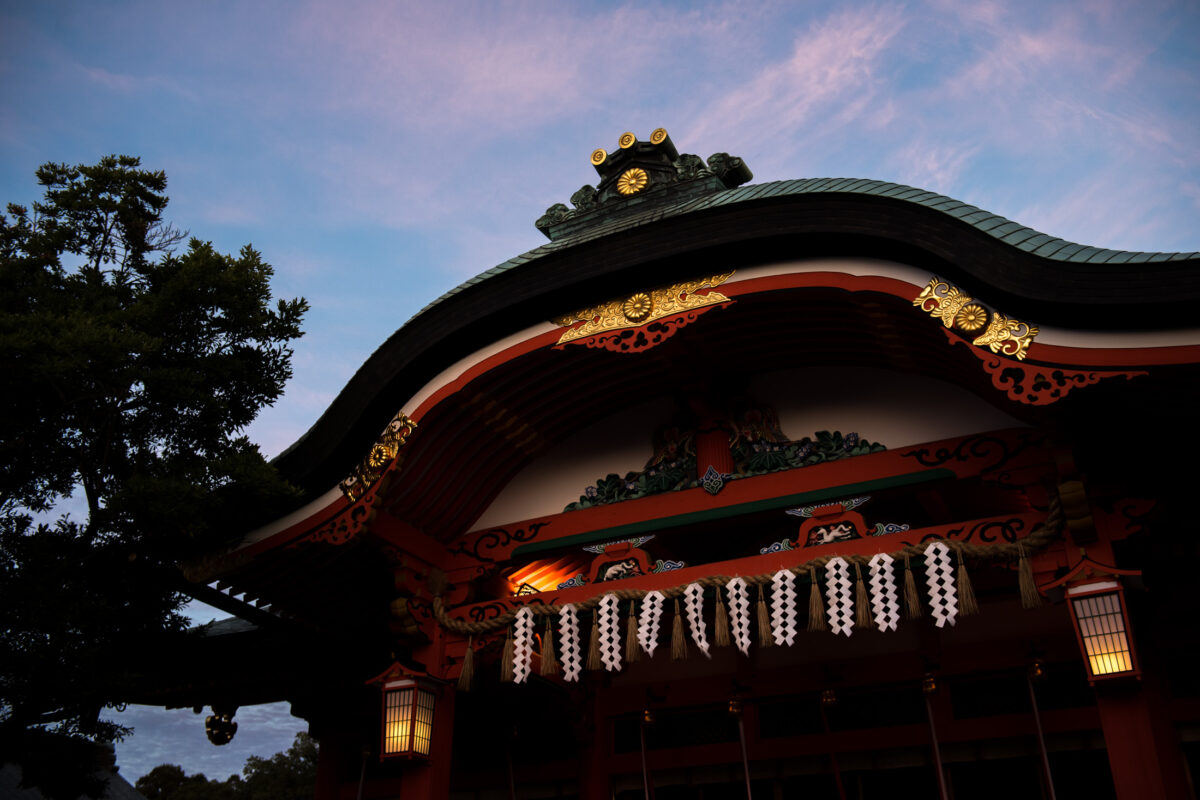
[535,128,753,240]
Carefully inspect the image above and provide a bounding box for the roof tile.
[413,178,1197,320]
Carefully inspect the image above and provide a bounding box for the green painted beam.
[512,469,955,558]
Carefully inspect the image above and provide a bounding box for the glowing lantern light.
[1038,557,1142,684]
[1067,582,1138,680]
[368,663,440,760]
[382,678,436,757]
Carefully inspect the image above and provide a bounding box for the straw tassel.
[671,599,688,660]
[626,602,641,663]
[586,609,603,670]
[903,554,923,619]
[756,583,773,647]
[457,636,475,691]
[500,628,515,683]
[956,551,979,616]
[1018,545,1042,609]
[808,567,827,632]
[541,618,559,676]
[854,562,874,630]
[714,587,731,647]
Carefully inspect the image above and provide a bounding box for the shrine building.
[163,130,1200,799]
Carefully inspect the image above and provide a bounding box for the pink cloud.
[284,2,720,135]
[892,139,980,194]
[687,5,907,150]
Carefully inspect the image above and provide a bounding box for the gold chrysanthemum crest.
[955,304,987,331]
[622,292,653,322]
[553,272,735,346]
[340,412,418,501]
[914,277,1038,360]
[617,168,648,196]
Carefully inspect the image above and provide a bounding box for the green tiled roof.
[412,178,1200,322]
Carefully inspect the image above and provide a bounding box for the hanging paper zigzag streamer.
[638,590,665,658]
[867,553,900,632]
[825,557,854,637]
[683,583,711,658]
[559,604,581,682]
[512,606,535,684]
[726,577,751,655]
[598,593,622,672]
[770,570,798,645]
[924,541,958,628]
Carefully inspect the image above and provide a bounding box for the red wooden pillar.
[393,687,456,799]
[579,685,611,800]
[313,729,354,800]
[1095,676,1189,799]
[695,420,733,478]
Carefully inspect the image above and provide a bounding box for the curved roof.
[274,176,1200,495]
[416,177,1199,322]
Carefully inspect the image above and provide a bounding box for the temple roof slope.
[273,137,1200,497]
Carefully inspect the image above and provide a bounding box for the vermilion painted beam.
[443,428,1050,576]
[442,512,1048,627]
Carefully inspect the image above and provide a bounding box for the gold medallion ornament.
[617,168,649,196]
[340,412,418,501]
[553,272,734,346]
[650,127,668,145]
[622,292,653,322]
[618,131,637,149]
[955,304,987,332]
[914,277,1038,361]
[591,148,607,166]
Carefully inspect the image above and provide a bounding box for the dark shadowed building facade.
[153,131,1200,799]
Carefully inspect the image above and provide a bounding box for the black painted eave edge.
[273,189,1200,495]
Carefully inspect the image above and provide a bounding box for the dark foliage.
[135,733,317,800]
[0,156,308,799]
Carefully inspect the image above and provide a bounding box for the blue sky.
[3,0,1198,782]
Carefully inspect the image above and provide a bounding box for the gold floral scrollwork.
[973,313,1038,361]
[552,272,734,346]
[913,277,1038,361]
[339,412,418,501]
[913,277,973,328]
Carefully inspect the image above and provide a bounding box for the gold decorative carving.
[618,131,637,149]
[914,277,1038,360]
[617,168,648,195]
[650,127,668,145]
[340,412,418,501]
[913,277,973,327]
[622,292,653,322]
[553,272,734,345]
[955,304,987,331]
[972,312,1038,361]
[590,148,607,166]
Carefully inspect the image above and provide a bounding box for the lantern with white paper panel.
[1039,557,1142,683]
[369,663,440,759]
[1067,582,1138,680]
[383,678,436,757]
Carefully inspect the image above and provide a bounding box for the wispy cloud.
[688,5,906,158]
[892,139,980,194]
